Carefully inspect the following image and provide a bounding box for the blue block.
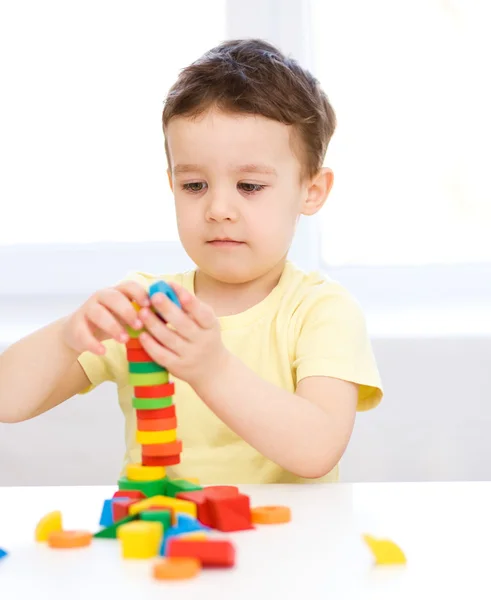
[0,547,8,560]
[99,499,114,527]
[149,280,181,308]
[159,516,208,556]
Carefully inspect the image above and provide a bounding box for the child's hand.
[63,282,150,355]
[137,282,229,389]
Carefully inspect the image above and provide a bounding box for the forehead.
[165,109,300,171]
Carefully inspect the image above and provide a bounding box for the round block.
[117,521,163,559]
[136,405,176,420]
[126,338,143,350]
[153,557,201,580]
[141,440,182,457]
[136,429,177,445]
[125,324,145,339]
[132,397,174,410]
[127,348,153,363]
[126,463,167,481]
[251,506,291,524]
[142,454,181,467]
[48,530,92,548]
[129,362,166,374]
[149,280,181,308]
[129,371,169,386]
[35,510,63,542]
[134,382,175,398]
[137,416,177,432]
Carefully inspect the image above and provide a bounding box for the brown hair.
[162,39,337,180]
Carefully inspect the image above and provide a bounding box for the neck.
[194,258,287,317]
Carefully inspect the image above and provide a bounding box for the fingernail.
[153,293,164,304]
[134,319,143,329]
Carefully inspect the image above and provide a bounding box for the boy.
[0,39,382,484]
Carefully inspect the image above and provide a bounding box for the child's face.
[166,108,329,284]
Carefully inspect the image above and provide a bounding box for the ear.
[301,168,334,216]
[167,169,173,192]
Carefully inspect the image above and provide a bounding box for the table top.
[1,482,490,599]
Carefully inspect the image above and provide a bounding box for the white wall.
[1,294,490,486]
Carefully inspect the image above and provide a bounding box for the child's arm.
[0,281,148,423]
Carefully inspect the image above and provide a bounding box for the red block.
[127,348,153,362]
[176,487,239,527]
[134,382,175,398]
[113,490,146,500]
[126,339,143,350]
[137,416,177,431]
[112,498,138,522]
[206,493,253,532]
[204,486,239,499]
[142,454,181,467]
[136,405,176,420]
[141,440,182,457]
[167,539,236,567]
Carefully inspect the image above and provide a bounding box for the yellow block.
[117,521,163,559]
[128,495,197,519]
[35,510,62,542]
[136,429,177,445]
[183,478,200,485]
[126,463,167,481]
[363,534,407,565]
[179,532,207,541]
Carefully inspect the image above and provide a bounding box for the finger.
[97,288,143,331]
[116,281,150,308]
[169,282,216,329]
[139,308,187,355]
[139,332,178,367]
[86,301,130,344]
[149,293,199,341]
[78,317,106,355]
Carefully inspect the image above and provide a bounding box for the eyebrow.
[172,163,277,177]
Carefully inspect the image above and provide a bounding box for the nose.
[205,188,238,223]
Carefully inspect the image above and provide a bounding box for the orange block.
[251,506,291,524]
[153,557,201,580]
[48,531,92,548]
[137,416,177,432]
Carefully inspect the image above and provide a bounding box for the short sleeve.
[78,339,126,394]
[293,288,383,411]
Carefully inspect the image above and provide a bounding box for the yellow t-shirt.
[78,260,383,484]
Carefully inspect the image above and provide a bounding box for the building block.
[136,429,177,445]
[166,479,203,498]
[176,487,238,527]
[141,440,182,457]
[153,557,201,580]
[167,539,236,567]
[142,454,181,467]
[48,531,92,549]
[140,509,172,531]
[149,280,181,308]
[99,499,114,527]
[126,324,145,339]
[129,362,166,374]
[0,548,8,560]
[204,485,239,498]
[159,516,209,556]
[251,505,291,524]
[117,521,163,559]
[206,493,253,532]
[127,347,153,363]
[126,338,143,350]
[136,405,176,420]
[137,416,177,431]
[134,382,175,398]
[129,496,197,519]
[113,489,146,501]
[35,510,63,542]
[118,476,167,498]
[126,463,167,482]
[112,498,138,522]
[132,397,174,410]
[129,371,169,387]
[362,534,407,565]
[94,515,138,539]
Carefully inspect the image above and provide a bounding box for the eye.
[238,183,267,194]
[182,182,207,193]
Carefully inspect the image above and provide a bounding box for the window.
[0,0,226,245]
[311,0,491,266]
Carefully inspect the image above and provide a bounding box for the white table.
[1,482,490,599]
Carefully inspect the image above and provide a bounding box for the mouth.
[207,238,245,247]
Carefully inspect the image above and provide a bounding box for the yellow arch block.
[35,510,63,542]
[136,429,177,445]
[129,495,197,519]
[117,521,163,559]
[126,463,167,481]
[363,534,407,565]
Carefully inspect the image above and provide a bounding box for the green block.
[125,325,144,339]
[140,509,172,531]
[118,476,167,498]
[93,514,137,539]
[132,397,174,410]
[166,479,203,498]
[129,362,166,374]
[129,371,169,386]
